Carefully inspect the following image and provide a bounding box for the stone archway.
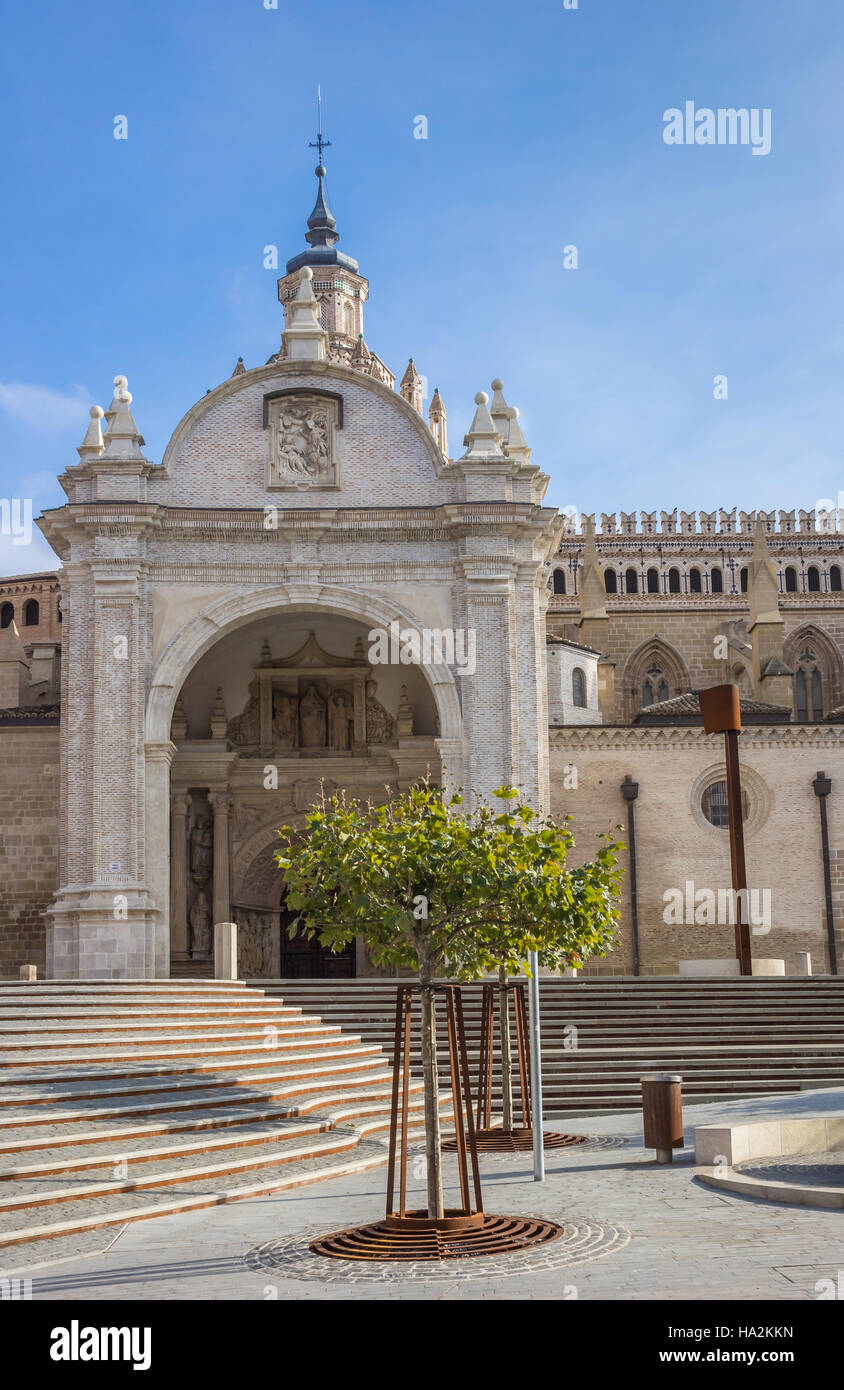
[154,590,456,976]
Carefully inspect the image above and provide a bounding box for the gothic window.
[23,599,39,626]
[711,567,723,593]
[667,568,681,594]
[641,662,670,708]
[0,602,13,628]
[808,565,821,592]
[552,568,566,595]
[702,780,749,828]
[625,567,639,594]
[604,569,618,594]
[831,565,842,592]
[647,567,660,594]
[785,566,798,593]
[740,567,748,592]
[572,667,587,708]
[689,567,702,593]
[795,646,823,721]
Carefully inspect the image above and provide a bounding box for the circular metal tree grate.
[308,1208,564,1262]
[443,1127,588,1153]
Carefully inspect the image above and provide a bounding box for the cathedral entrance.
[277,894,356,978]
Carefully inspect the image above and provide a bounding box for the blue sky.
[2,0,844,574]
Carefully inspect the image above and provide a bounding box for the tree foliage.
[276,782,622,981]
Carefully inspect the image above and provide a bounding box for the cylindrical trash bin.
[641,1073,683,1163]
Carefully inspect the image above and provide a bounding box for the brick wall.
[0,725,59,977]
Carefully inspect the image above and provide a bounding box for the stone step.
[0,1054,391,1108]
[0,1082,415,1153]
[0,1030,354,1065]
[0,1074,400,1133]
[0,1039,382,1084]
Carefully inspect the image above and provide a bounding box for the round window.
[701,780,748,829]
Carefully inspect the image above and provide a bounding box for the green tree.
[277,783,622,1218]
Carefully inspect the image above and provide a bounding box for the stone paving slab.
[4,1088,842,1300]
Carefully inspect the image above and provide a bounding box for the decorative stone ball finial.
[509,406,519,419]
[474,392,489,405]
[90,406,104,420]
[116,388,132,404]
[302,266,313,281]
[113,375,128,389]
[491,378,504,391]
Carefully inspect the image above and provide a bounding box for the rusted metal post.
[698,684,752,976]
[813,771,839,975]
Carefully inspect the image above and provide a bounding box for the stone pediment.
[264,631,368,670]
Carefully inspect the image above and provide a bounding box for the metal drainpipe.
[621,776,641,976]
[813,771,839,975]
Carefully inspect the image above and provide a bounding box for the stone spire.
[460,391,505,460]
[231,357,246,377]
[503,406,531,464]
[351,334,372,368]
[400,359,423,414]
[429,388,447,456]
[748,520,792,708]
[101,379,147,462]
[489,378,510,440]
[76,405,105,462]
[280,267,329,362]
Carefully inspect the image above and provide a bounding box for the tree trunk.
[419,975,444,1219]
[498,963,514,1131]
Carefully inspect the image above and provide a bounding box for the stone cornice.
[549,723,844,751]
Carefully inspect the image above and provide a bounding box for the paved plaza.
[5,1089,843,1302]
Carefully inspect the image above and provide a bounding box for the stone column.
[170,791,191,962]
[210,792,231,931]
[145,741,176,978]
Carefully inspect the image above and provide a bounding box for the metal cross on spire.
[309,85,331,166]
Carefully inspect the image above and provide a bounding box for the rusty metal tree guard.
[443,980,586,1153]
[309,984,563,1261]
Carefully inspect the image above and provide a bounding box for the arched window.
[625,567,639,594]
[785,566,798,593]
[604,569,618,594]
[831,565,842,592]
[552,568,566,595]
[0,602,13,629]
[646,567,660,594]
[795,646,823,721]
[57,598,62,624]
[740,567,748,593]
[572,667,587,708]
[808,566,821,592]
[689,568,702,594]
[641,662,670,708]
[668,568,681,594]
[23,599,39,627]
[711,567,723,593]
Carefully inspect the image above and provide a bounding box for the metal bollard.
[641,1072,683,1163]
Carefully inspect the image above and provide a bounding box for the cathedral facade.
[0,161,842,980]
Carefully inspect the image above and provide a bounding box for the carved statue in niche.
[329,687,354,751]
[239,911,274,977]
[190,889,211,957]
[190,815,213,887]
[227,678,261,746]
[274,402,331,486]
[272,690,297,749]
[300,684,327,747]
[365,680,395,743]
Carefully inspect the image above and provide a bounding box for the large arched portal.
[160,601,445,975]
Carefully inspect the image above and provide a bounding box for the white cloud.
[0,382,90,434]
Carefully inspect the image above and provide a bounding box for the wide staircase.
[253,977,844,1115]
[0,980,451,1257]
